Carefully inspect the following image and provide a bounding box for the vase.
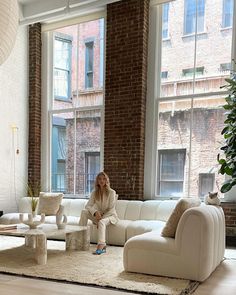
[56,205,67,229]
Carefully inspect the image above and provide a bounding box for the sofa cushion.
[0,213,20,224]
[161,198,201,238]
[126,220,166,240]
[38,192,63,215]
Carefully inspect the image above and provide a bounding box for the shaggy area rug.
[0,236,199,295]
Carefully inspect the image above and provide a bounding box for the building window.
[184,0,205,35]
[54,33,72,100]
[199,173,215,198]
[182,66,204,77]
[219,62,231,73]
[85,41,94,89]
[158,150,186,197]
[161,71,168,79]
[162,3,169,39]
[222,0,233,28]
[85,152,100,194]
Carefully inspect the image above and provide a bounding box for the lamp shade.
[0,0,19,65]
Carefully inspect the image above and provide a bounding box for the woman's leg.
[97,217,111,249]
[78,209,96,225]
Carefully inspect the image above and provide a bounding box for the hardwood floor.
[0,248,235,295]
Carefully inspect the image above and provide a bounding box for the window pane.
[85,152,100,194]
[161,0,233,97]
[189,95,225,197]
[199,173,215,198]
[52,18,104,110]
[157,100,191,197]
[160,152,185,181]
[184,0,205,35]
[160,181,183,197]
[54,37,71,70]
[161,1,196,97]
[75,109,101,196]
[162,3,169,39]
[54,69,69,98]
[51,112,74,194]
[223,0,234,28]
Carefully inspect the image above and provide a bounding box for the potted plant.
[217,72,236,196]
[27,181,41,216]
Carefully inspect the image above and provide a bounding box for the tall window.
[184,0,205,35]
[162,3,169,39]
[45,17,105,197]
[222,0,234,28]
[54,33,72,100]
[85,40,94,89]
[145,0,234,199]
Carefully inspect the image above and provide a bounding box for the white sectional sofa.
[0,198,177,245]
[0,197,225,281]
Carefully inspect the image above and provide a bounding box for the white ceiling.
[18,0,120,25]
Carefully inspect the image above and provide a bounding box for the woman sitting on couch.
[79,172,118,255]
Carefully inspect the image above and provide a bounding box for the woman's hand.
[94,211,102,221]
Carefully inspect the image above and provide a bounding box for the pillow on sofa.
[38,192,63,216]
[161,198,201,238]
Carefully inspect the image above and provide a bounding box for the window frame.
[41,12,106,195]
[144,1,236,199]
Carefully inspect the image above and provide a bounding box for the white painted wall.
[0,25,28,213]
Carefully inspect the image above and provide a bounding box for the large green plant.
[218,76,236,193]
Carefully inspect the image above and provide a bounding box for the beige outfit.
[79,188,118,245]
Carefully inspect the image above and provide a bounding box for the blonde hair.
[94,172,110,200]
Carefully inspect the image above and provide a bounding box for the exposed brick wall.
[221,202,236,234]
[28,23,41,187]
[104,0,149,200]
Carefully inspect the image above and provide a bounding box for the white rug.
[0,236,199,295]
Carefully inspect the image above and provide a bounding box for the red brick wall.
[28,23,41,187]
[104,0,149,200]
[221,202,236,235]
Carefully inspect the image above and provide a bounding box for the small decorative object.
[19,213,45,229]
[27,181,41,215]
[0,0,19,65]
[56,205,67,229]
[204,192,221,206]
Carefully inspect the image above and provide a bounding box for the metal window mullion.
[157,90,229,102]
[187,0,199,197]
[73,110,77,195]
